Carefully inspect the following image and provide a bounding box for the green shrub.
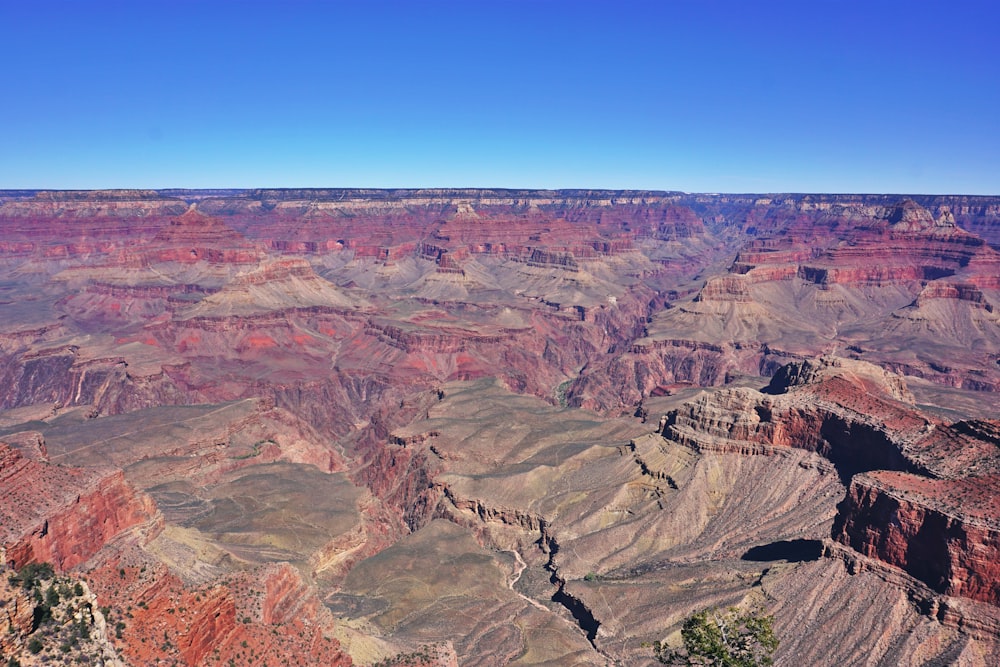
[654,605,778,667]
[11,563,54,591]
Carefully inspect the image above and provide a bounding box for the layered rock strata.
[658,357,1000,611]
[0,443,159,570]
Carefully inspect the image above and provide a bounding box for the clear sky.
[2,0,998,194]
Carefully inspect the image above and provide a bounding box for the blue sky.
[2,0,998,193]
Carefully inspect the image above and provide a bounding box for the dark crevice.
[439,497,606,654]
[540,527,602,649]
[550,575,600,644]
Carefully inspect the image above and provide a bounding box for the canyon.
[1,188,1000,665]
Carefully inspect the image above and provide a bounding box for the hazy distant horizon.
[6,187,1000,200]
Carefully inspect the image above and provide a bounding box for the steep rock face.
[762,549,1000,666]
[658,359,1000,610]
[0,346,192,416]
[834,471,1000,605]
[0,444,159,571]
[663,372,927,480]
[913,280,994,308]
[664,359,1000,481]
[694,275,752,302]
[0,573,35,655]
[85,559,354,667]
[354,428,444,532]
[0,430,49,460]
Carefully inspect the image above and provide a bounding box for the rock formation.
[656,357,1000,616]
[1,189,1000,665]
[0,443,159,571]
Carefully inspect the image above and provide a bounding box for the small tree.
[654,605,778,667]
[27,637,44,655]
[45,585,60,608]
[9,562,54,591]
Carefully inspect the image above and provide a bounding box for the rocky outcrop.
[1,430,48,460]
[86,560,353,667]
[657,358,1000,609]
[880,199,944,231]
[147,207,263,264]
[523,248,580,271]
[436,484,549,535]
[0,572,35,655]
[834,471,1000,604]
[664,359,1000,481]
[0,346,190,416]
[0,444,159,571]
[913,280,993,310]
[765,356,915,403]
[694,275,752,302]
[568,338,783,411]
[366,321,504,355]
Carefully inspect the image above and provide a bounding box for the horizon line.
[2,187,999,198]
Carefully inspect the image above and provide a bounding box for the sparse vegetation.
[9,562,54,591]
[1,563,109,664]
[45,585,60,607]
[371,643,445,667]
[555,380,573,407]
[233,439,276,460]
[654,605,778,667]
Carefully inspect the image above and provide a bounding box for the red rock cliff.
[0,443,159,571]
[834,470,1000,605]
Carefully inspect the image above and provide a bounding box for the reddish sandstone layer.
[86,559,353,666]
[834,471,1000,604]
[727,200,997,290]
[0,444,159,571]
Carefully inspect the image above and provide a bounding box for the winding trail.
[506,549,551,613]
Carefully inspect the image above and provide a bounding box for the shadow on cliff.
[741,539,823,563]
